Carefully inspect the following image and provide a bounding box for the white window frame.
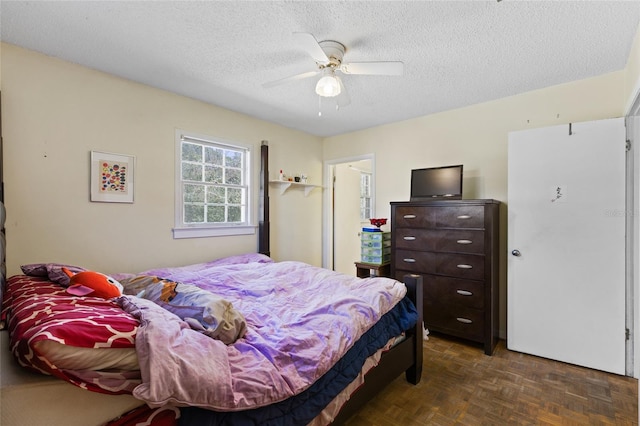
[173,130,255,239]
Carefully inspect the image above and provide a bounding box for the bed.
[1,255,423,425]
[0,145,423,425]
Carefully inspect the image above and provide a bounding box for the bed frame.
[331,273,423,424]
[258,142,423,424]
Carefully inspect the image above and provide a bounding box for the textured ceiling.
[1,1,639,137]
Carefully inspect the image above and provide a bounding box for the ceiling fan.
[263,32,404,106]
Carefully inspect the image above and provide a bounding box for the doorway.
[322,155,375,274]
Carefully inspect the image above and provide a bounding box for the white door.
[333,163,364,275]
[507,117,626,375]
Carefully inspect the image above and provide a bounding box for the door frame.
[626,89,640,377]
[322,154,375,270]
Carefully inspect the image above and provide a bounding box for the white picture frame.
[90,151,135,203]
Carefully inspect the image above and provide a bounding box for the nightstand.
[355,262,391,278]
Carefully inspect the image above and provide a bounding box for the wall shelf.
[269,180,321,197]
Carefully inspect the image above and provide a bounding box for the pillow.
[137,276,247,345]
[20,263,87,286]
[20,263,49,276]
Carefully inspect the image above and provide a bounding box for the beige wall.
[0,43,323,276]
[324,72,625,208]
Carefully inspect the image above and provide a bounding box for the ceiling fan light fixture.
[315,70,341,97]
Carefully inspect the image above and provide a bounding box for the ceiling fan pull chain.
[318,95,322,117]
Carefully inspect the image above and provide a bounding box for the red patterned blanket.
[2,275,141,394]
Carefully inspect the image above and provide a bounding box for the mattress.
[0,331,143,426]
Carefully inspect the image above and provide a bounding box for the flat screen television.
[410,165,463,201]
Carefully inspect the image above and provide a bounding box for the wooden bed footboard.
[402,274,424,385]
[331,274,424,424]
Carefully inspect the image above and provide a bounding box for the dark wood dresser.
[390,199,500,355]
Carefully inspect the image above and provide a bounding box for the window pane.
[184,184,205,202]
[225,168,241,185]
[225,150,242,168]
[205,146,223,165]
[363,197,372,219]
[207,186,225,203]
[361,174,371,197]
[178,133,250,231]
[182,143,202,162]
[182,163,203,181]
[360,173,372,220]
[185,204,205,223]
[360,198,368,220]
[228,206,241,222]
[228,187,242,204]
[207,205,225,223]
[204,165,223,183]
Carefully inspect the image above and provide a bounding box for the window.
[360,172,372,221]
[173,131,254,238]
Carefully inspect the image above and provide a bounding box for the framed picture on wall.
[90,151,135,203]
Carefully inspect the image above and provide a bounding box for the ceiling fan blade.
[339,61,404,76]
[262,70,319,89]
[336,76,351,108]
[293,32,329,63]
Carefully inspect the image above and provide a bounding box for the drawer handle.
[457,264,473,269]
[403,214,417,219]
[457,215,471,219]
[456,290,473,296]
[403,236,416,241]
[456,239,472,244]
[456,317,473,324]
[403,258,416,263]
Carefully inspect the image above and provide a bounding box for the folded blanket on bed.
[125,275,247,344]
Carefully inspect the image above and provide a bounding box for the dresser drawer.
[394,206,434,228]
[394,205,485,229]
[394,228,485,254]
[434,205,485,228]
[395,249,485,280]
[424,275,484,310]
[424,305,485,342]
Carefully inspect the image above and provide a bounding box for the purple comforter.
[116,254,407,411]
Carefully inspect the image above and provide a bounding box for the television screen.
[410,165,463,201]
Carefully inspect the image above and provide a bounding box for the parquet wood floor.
[344,333,638,425]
